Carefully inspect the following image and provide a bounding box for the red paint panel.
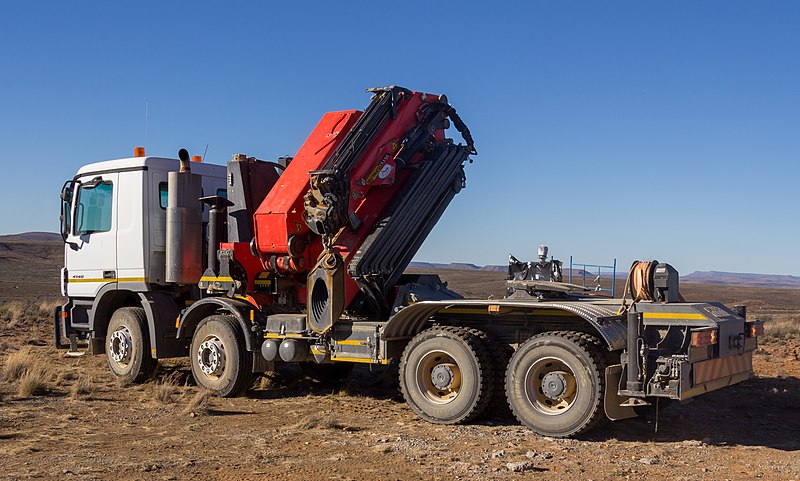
[253,110,361,255]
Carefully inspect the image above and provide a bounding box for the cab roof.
[75,156,226,178]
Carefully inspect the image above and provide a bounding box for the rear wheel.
[190,315,253,397]
[399,326,494,424]
[106,307,157,383]
[506,331,607,437]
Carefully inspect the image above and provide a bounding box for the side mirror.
[59,180,79,250]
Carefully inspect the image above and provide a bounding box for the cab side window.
[74,182,113,235]
[159,182,168,209]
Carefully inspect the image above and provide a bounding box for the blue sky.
[1,2,798,275]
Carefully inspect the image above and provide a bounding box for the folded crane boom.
[240,87,475,329]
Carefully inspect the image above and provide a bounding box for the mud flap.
[604,364,638,421]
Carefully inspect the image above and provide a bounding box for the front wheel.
[190,315,253,397]
[506,331,607,437]
[106,307,157,383]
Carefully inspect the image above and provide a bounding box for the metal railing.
[568,256,617,297]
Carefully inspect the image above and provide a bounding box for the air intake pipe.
[166,149,203,284]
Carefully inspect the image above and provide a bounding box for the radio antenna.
[202,143,209,160]
[145,99,149,151]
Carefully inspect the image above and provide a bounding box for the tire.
[505,331,607,437]
[106,307,158,383]
[478,333,515,420]
[189,315,253,397]
[399,326,494,424]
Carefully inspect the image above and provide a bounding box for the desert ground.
[1,240,799,480]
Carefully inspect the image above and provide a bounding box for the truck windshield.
[74,181,113,235]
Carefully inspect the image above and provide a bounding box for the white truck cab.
[58,155,226,364]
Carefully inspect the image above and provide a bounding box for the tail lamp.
[690,328,718,347]
[745,321,765,338]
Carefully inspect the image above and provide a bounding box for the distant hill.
[682,271,800,289]
[409,261,506,272]
[0,232,61,242]
[0,235,63,301]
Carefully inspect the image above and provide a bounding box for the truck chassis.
[55,87,761,438]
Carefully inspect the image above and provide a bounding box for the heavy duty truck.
[55,86,763,437]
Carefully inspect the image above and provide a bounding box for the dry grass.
[69,375,95,400]
[761,314,800,338]
[255,375,274,390]
[0,301,28,326]
[180,390,211,416]
[55,369,78,387]
[2,347,52,397]
[292,413,344,430]
[3,347,35,382]
[18,367,50,397]
[36,299,61,318]
[254,370,284,390]
[115,376,132,389]
[152,371,181,404]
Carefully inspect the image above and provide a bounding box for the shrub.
[18,367,49,397]
[3,348,34,382]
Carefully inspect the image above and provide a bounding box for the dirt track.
[1,335,799,480]
[1,254,800,480]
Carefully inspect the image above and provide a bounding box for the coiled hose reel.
[618,260,684,313]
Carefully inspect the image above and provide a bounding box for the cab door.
[64,173,119,298]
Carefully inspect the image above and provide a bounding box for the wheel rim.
[109,326,133,366]
[415,350,463,404]
[197,335,226,378]
[524,356,578,415]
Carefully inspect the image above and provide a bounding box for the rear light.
[745,321,765,338]
[691,328,718,347]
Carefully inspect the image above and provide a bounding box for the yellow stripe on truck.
[643,312,707,320]
[67,277,146,283]
[330,355,388,365]
[199,276,234,282]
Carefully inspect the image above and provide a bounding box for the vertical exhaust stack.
[166,149,203,284]
[199,195,234,277]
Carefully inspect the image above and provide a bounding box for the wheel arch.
[176,297,261,352]
[88,286,142,352]
[381,300,628,353]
